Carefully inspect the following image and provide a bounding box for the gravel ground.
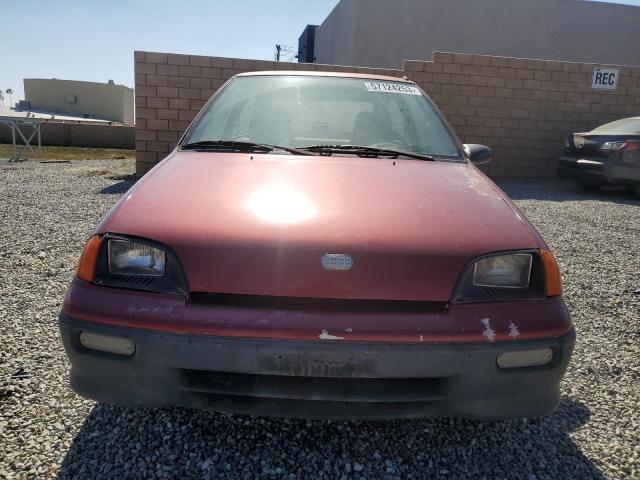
[0,158,639,479]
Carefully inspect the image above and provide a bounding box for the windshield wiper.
[298,145,435,161]
[181,140,271,152]
[180,140,313,156]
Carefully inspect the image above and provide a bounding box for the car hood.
[98,152,537,301]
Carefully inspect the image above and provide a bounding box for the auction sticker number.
[364,82,422,95]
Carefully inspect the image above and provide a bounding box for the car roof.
[235,70,414,84]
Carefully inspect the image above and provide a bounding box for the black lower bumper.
[59,313,575,420]
[558,156,610,184]
[558,155,640,188]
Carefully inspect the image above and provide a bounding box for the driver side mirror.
[464,144,493,166]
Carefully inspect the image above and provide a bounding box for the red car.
[60,72,574,419]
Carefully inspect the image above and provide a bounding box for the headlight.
[76,234,189,295]
[473,253,532,288]
[108,239,165,276]
[451,250,545,304]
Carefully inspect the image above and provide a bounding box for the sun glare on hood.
[246,183,317,224]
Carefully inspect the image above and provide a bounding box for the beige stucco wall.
[315,0,640,69]
[23,79,134,125]
[121,87,134,125]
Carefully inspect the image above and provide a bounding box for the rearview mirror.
[464,144,493,165]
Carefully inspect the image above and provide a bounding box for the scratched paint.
[481,318,496,342]
[126,306,165,314]
[319,329,345,340]
[508,321,521,339]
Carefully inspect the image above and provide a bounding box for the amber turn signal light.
[76,235,102,282]
[541,249,562,297]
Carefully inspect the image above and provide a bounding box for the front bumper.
[59,313,575,420]
[558,155,610,184]
[558,155,640,187]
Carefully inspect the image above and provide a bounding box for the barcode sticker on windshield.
[364,82,421,95]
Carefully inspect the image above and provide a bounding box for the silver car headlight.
[77,234,189,295]
[108,239,166,276]
[472,253,532,289]
[451,251,544,304]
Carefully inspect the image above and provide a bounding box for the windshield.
[590,117,640,135]
[182,75,463,160]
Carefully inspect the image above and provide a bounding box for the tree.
[6,88,14,107]
[0,91,4,107]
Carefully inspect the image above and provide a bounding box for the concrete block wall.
[405,52,640,177]
[135,50,640,178]
[0,122,134,149]
[134,51,403,175]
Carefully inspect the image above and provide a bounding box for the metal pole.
[2,117,47,162]
[37,122,42,159]
[11,122,16,161]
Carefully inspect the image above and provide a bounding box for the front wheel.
[634,186,640,199]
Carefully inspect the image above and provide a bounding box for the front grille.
[483,286,516,298]
[188,292,448,314]
[178,369,449,403]
[99,273,156,286]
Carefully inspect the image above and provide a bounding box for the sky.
[1,0,640,103]
[0,0,340,102]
